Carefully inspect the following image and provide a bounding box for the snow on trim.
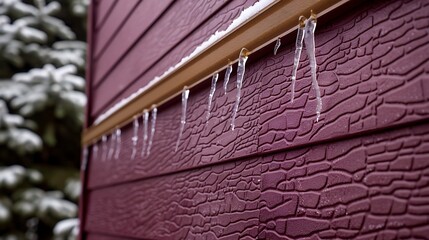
[93,0,277,126]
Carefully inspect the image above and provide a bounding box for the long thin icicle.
[304,12,322,122]
[101,135,107,161]
[274,38,281,55]
[291,16,307,103]
[92,141,98,160]
[108,132,116,160]
[175,86,190,152]
[223,63,233,94]
[81,145,88,171]
[206,73,219,123]
[146,106,157,157]
[141,110,149,157]
[231,48,249,131]
[131,115,139,160]
[114,128,121,160]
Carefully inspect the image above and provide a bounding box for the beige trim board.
[83,0,350,145]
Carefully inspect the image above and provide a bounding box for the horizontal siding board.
[86,0,429,189]
[93,0,173,61]
[87,59,262,188]
[85,157,261,239]
[259,122,429,239]
[84,122,429,239]
[90,0,228,107]
[94,0,116,30]
[93,0,140,58]
[91,0,258,119]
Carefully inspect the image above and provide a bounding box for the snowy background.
[0,0,88,239]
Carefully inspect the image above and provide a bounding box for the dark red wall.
[83,0,429,239]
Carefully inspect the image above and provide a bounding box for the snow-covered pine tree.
[0,0,88,239]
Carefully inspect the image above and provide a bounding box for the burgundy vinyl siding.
[93,0,140,58]
[94,0,116,30]
[90,0,259,120]
[82,0,429,239]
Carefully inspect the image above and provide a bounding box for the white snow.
[93,0,277,127]
[0,165,26,188]
[8,128,43,152]
[0,202,10,220]
[64,179,81,201]
[38,196,77,218]
[53,218,79,236]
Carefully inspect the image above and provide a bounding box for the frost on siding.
[231,48,249,131]
[303,13,322,122]
[206,73,218,123]
[175,87,190,152]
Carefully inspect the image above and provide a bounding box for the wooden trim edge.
[82,0,350,145]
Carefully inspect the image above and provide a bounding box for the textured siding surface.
[83,0,429,239]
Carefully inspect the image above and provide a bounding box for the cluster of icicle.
[176,13,321,151]
[288,12,322,121]
[175,48,249,151]
[87,12,321,162]
[91,106,158,162]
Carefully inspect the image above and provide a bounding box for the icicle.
[141,110,149,157]
[304,12,322,122]
[101,135,107,161]
[131,115,139,160]
[146,106,157,157]
[92,141,99,160]
[107,132,116,160]
[114,128,121,160]
[274,38,281,55]
[81,145,88,171]
[231,48,249,131]
[223,62,233,94]
[206,72,219,123]
[175,86,190,152]
[291,16,307,103]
